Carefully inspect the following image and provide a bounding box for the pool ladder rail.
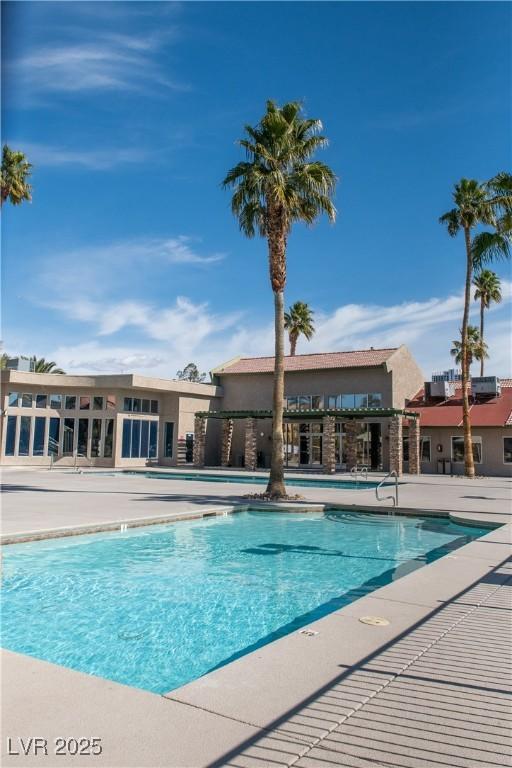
[350,465,368,484]
[376,470,399,509]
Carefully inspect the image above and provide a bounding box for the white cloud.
[10,142,150,170]
[9,30,187,97]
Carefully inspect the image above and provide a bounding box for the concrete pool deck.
[1,467,511,767]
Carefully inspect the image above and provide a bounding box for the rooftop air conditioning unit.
[471,376,501,397]
[425,380,455,400]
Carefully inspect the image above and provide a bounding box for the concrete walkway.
[1,467,511,767]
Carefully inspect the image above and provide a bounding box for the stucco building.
[1,346,511,476]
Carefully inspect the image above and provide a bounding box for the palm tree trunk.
[479,299,485,377]
[461,226,475,479]
[290,333,297,356]
[267,289,286,497]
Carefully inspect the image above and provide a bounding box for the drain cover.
[359,616,390,626]
[299,629,319,636]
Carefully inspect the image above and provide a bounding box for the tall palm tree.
[440,174,511,478]
[450,326,488,369]
[30,356,65,374]
[472,270,502,376]
[223,101,336,498]
[1,145,32,207]
[284,301,315,356]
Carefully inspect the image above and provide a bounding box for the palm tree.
[450,326,488,369]
[1,145,32,207]
[440,174,511,478]
[30,356,65,374]
[223,101,336,498]
[284,301,315,356]
[472,270,502,376]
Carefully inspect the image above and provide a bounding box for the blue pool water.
[1,510,488,694]
[123,470,389,489]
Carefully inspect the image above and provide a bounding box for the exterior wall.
[415,426,512,478]
[387,345,425,410]
[1,371,221,468]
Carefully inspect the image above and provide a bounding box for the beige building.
[2,347,511,476]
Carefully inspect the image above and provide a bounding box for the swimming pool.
[1,510,488,694]
[122,469,390,489]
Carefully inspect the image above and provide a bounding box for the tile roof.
[407,379,512,428]
[215,348,399,375]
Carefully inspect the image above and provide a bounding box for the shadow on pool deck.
[202,556,512,768]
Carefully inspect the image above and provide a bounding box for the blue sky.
[2,1,511,377]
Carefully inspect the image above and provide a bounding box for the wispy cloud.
[9,29,187,97]
[9,141,150,170]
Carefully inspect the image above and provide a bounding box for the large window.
[107,395,116,410]
[36,394,48,409]
[165,422,174,457]
[19,416,31,455]
[79,396,90,410]
[50,394,62,409]
[104,419,114,458]
[452,436,482,464]
[77,419,89,455]
[33,417,46,456]
[65,395,76,410]
[48,418,60,456]
[504,437,512,464]
[421,437,431,462]
[368,393,383,407]
[5,416,16,455]
[91,419,102,457]
[93,396,104,411]
[21,394,32,408]
[63,418,75,454]
[122,419,158,459]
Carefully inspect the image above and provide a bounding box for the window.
[327,395,339,409]
[341,394,355,408]
[93,396,104,411]
[149,422,158,458]
[150,400,158,414]
[141,399,150,414]
[122,419,157,459]
[104,419,114,458]
[133,398,141,413]
[19,416,31,455]
[79,396,90,410]
[452,436,482,464]
[91,419,102,457]
[107,395,116,409]
[65,395,76,410]
[298,395,312,411]
[403,434,409,462]
[8,392,19,407]
[504,437,512,464]
[5,416,16,455]
[50,394,62,409]
[77,419,89,455]
[33,417,46,456]
[286,397,298,411]
[36,394,48,409]
[124,397,133,412]
[312,395,324,410]
[21,393,32,408]
[354,394,368,408]
[63,418,75,454]
[48,418,60,456]
[165,422,174,457]
[368,393,383,407]
[421,437,431,462]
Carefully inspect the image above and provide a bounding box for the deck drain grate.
[359,616,390,626]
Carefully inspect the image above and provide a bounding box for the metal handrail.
[376,470,398,508]
[350,464,369,483]
[73,452,91,472]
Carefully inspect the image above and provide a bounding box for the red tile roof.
[407,379,512,428]
[215,348,399,375]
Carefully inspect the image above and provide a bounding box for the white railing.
[376,470,399,508]
[73,451,91,472]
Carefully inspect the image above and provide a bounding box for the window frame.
[49,393,62,409]
[36,394,48,409]
[420,436,431,462]
[503,436,512,464]
[451,435,482,464]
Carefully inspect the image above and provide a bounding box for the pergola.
[193,407,421,476]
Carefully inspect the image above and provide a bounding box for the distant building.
[432,368,462,382]
[1,346,511,476]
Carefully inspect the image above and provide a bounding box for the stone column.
[389,415,403,477]
[244,417,257,471]
[193,415,206,468]
[323,415,336,474]
[344,420,360,470]
[221,418,234,467]
[408,418,421,475]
